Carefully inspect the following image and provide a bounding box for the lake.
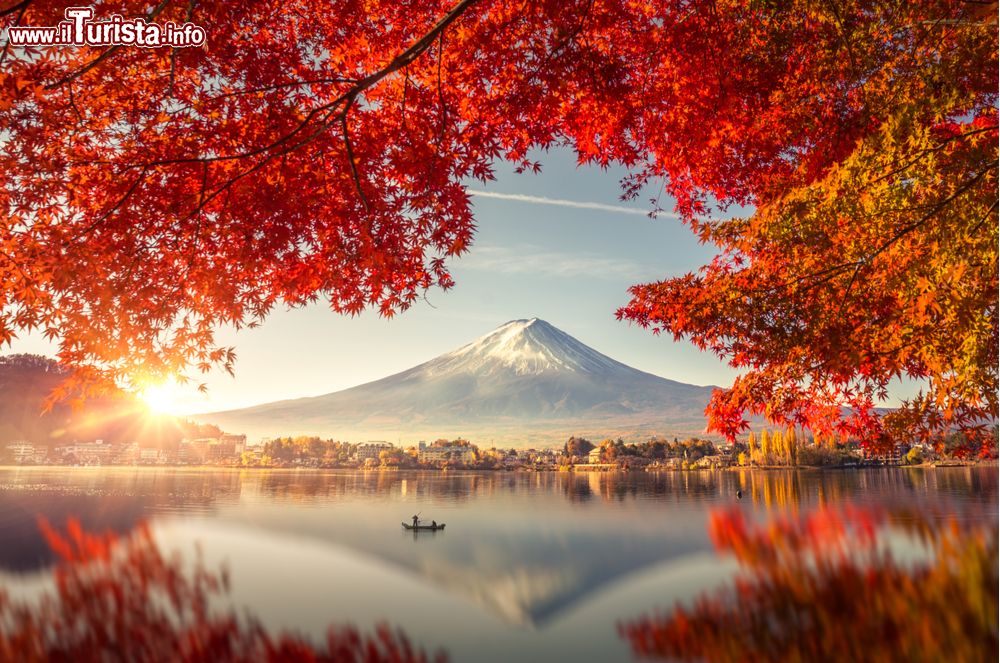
[0,466,996,661]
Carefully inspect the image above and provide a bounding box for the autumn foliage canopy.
[0,0,996,443]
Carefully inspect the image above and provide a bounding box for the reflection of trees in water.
[620,504,998,662]
[735,470,805,512]
[252,471,490,504]
[732,468,999,515]
[4,467,992,514]
[0,519,444,662]
[179,467,1000,512]
[558,471,726,504]
[1,469,244,510]
[561,474,594,502]
[558,467,996,510]
[639,472,723,502]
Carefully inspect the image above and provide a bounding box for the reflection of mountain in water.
[224,502,711,626]
[408,526,705,626]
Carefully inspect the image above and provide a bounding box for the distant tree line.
[258,437,356,465]
[563,436,720,463]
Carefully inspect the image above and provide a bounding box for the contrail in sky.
[467,189,676,217]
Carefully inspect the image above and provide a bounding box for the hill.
[0,354,217,449]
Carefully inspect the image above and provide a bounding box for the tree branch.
[86,0,481,173]
[341,100,369,212]
[833,162,997,317]
[969,199,998,235]
[868,162,996,260]
[0,0,29,69]
[0,0,30,18]
[76,166,152,239]
[59,0,481,230]
[44,0,174,90]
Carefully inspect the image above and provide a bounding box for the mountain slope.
[197,319,717,444]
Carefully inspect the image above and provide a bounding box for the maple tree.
[613,2,999,447]
[0,0,996,444]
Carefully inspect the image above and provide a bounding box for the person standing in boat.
[411,514,419,527]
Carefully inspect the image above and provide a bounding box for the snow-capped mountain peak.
[429,318,622,376]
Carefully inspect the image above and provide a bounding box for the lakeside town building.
[56,440,115,464]
[356,441,393,462]
[418,444,476,464]
[6,441,38,464]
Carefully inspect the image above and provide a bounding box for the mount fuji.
[197,318,718,445]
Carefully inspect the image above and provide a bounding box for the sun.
[140,378,183,415]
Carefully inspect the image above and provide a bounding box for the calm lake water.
[0,467,996,661]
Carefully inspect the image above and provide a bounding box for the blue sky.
[176,146,731,413]
[10,146,918,414]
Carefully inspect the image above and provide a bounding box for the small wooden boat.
[402,522,445,531]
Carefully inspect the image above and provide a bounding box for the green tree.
[564,437,595,459]
[308,438,326,460]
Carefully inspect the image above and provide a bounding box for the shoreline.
[0,461,993,473]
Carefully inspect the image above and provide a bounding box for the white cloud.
[458,245,655,281]
[468,190,677,218]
